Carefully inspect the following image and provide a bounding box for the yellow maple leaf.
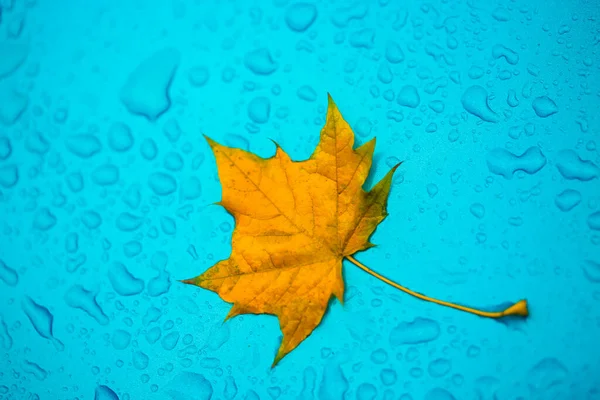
[182,94,528,366]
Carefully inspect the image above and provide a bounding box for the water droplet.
[22,296,64,350]
[108,262,145,296]
[428,358,452,377]
[370,348,388,364]
[64,285,109,325]
[148,172,177,195]
[532,96,558,118]
[397,85,420,108]
[285,3,317,32]
[188,66,210,87]
[112,329,131,350]
[116,212,143,232]
[470,203,485,219]
[424,387,456,400]
[108,122,134,152]
[527,358,568,395]
[380,368,397,386]
[461,85,498,122]
[33,208,57,231]
[0,259,18,286]
[94,385,119,400]
[161,331,180,350]
[588,211,600,231]
[132,350,149,370]
[81,210,102,229]
[247,96,271,124]
[385,41,405,63]
[223,376,238,399]
[319,363,348,399]
[65,134,102,158]
[486,147,546,179]
[555,150,599,181]
[244,48,278,75]
[389,317,441,346]
[163,152,184,171]
[145,327,162,344]
[356,383,377,400]
[297,85,317,102]
[120,48,180,121]
[140,138,158,160]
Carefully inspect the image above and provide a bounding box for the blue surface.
[0,0,599,399]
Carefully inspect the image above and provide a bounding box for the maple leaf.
[182,94,528,366]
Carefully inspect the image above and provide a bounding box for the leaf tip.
[203,135,219,148]
[224,304,244,322]
[271,354,283,369]
[268,138,283,154]
[385,161,404,180]
[391,161,404,172]
[357,137,376,154]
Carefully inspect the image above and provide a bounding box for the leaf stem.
[345,255,528,318]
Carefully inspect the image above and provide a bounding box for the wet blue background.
[1,0,599,399]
